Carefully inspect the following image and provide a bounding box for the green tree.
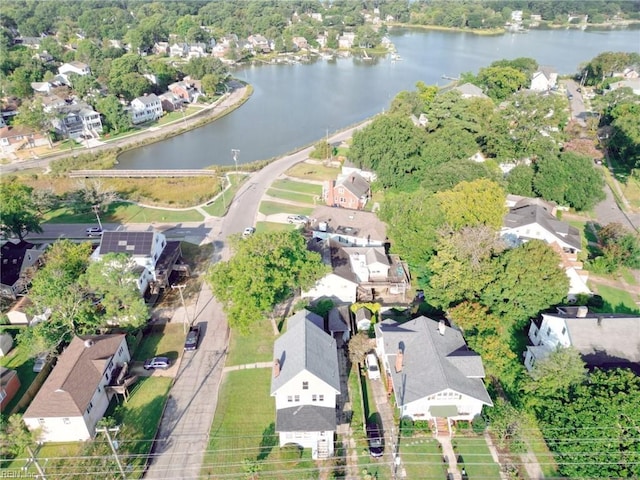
[206,231,328,333]
[505,164,535,196]
[435,178,506,231]
[0,414,41,457]
[12,97,53,146]
[0,181,43,240]
[598,222,640,270]
[200,73,220,96]
[481,240,568,327]
[95,95,131,134]
[533,152,605,210]
[524,347,586,405]
[476,65,527,101]
[82,253,149,329]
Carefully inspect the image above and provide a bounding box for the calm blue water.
[117,27,640,169]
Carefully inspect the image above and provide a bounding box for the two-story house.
[270,315,340,459]
[51,102,103,140]
[0,125,49,157]
[168,81,201,104]
[58,61,92,86]
[0,241,46,299]
[375,317,493,436]
[159,91,184,112]
[310,205,387,247]
[92,231,182,295]
[324,172,371,210]
[23,334,131,442]
[130,93,163,124]
[524,306,640,372]
[530,66,558,92]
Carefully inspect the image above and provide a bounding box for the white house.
[57,61,91,85]
[530,66,558,92]
[23,335,130,442]
[342,246,389,282]
[270,316,340,459]
[310,205,386,248]
[375,316,493,435]
[92,231,181,295]
[302,238,358,304]
[5,296,51,326]
[51,102,103,140]
[130,93,163,124]
[524,306,640,371]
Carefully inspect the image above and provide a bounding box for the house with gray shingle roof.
[375,317,492,432]
[324,171,371,210]
[130,93,163,124]
[23,334,130,442]
[530,65,558,91]
[270,316,340,459]
[454,82,489,99]
[311,205,387,247]
[525,306,640,372]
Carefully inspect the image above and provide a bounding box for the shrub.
[472,414,487,434]
[400,416,414,437]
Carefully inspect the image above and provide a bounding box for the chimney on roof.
[438,320,446,336]
[84,339,94,348]
[273,359,280,378]
[395,350,403,373]
[350,175,355,183]
[576,306,588,318]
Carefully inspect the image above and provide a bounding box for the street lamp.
[231,148,240,172]
[171,284,190,334]
[92,205,103,230]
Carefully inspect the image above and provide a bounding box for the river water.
[117,27,640,170]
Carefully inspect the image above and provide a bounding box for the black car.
[143,356,171,370]
[184,325,201,351]
[366,423,384,457]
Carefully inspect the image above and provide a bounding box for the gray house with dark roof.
[0,241,46,299]
[23,335,130,442]
[375,317,492,434]
[270,316,340,459]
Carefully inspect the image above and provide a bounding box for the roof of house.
[503,204,581,251]
[306,237,358,284]
[0,125,40,140]
[1,240,36,287]
[0,366,18,388]
[454,82,488,98]
[375,316,492,406]
[546,307,640,365]
[328,306,350,333]
[133,93,160,106]
[24,334,126,418]
[271,317,340,395]
[276,405,336,432]
[98,231,156,256]
[287,309,324,331]
[342,246,390,267]
[335,172,370,199]
[536,65,557,79]
[310,206,387,243]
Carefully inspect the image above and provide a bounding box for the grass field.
[592,284,640,313]
[255,221,297,233]
[201,174,248,217]
[45,202,204,224]
[259,201,314,217]
[453,436,502,479]
[271,179,323,196]
[0,332,39,414]
[266,188,319,205]
[202,369,318,479]
[400,437,447,480]
[132,323,186,362]
[225,320,276,366]
[285,161,340,182]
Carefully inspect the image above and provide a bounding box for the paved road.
[562,79,588,126]
[142,124,370,479]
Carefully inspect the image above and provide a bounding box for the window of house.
[561,327,566,336]
[312,395,317,401]
[87,401,93,414]
[38,418,46,425]
[63,418,71,425]
[0,390,6,402]
[546,327,551,336]
[118,346,123,356]
[319,395,324,401]
[287,396,293,402]
[302,381,308,390]
[294,395,300,402]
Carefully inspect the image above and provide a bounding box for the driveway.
[561,79,588,126]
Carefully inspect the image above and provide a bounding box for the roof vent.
[395,350,403,373]
[576,306,588,318]
[273,359,280,378]
[438,320,446,336]
[84,339,94,348]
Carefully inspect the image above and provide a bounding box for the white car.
[366,353,381,380]
[33,353,49,372]
[242,227,256,238]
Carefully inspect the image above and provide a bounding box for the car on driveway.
[366,353,381,380]
[242,227,256,238]
[287,214,308,225]
[144,356,171,370]
[33,352,49,372]
[366,423,384,457]
[86,226,103,237]
[184,325,201,351]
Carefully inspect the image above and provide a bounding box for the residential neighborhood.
[1,2,640,480]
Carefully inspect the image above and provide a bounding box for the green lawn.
[400,437,447,480]
[0,331,39,414]
[266,188,319,205]
[259,201,314,216]
[453,436,502,479]
[44,202,204,224]
[255,221,297,233]
[225,320,276,366]
[132,323,185,362]
[592,284,640,313]
[271,178,323,196]
[202,369,318,479]
[525,428,559,478]
[201,174,248,217]
[285,162,340,182]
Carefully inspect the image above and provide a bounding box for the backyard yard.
[453,436,502,479]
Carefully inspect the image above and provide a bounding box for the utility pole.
[92,204,103,230]
[171,284,190,334]
[25,445,48,480]
[96,426,126,479]
[231,148,240,172]
[219,176,227,211]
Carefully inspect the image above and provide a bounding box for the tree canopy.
[0,181,43,241]
[206,230,328,333]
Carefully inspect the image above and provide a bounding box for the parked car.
[33,352,49,372]
[287,214,308,225]
[184,325,201,351]
[242,227,256,238]
[86,226,103,237]
[366,353,381,380]
[366,423,384,457]
[143,356,171,370]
